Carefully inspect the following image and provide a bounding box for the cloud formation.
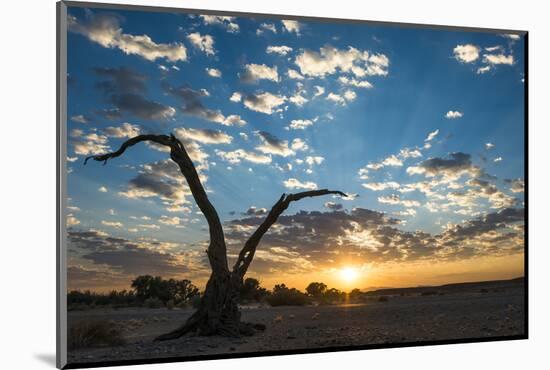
[165,83,246,126]
[240,64,279,83]
[187,33,216,55]
[453,44,480,63]
[255,131,295,157]
[94,67,175,120]
[199,15,240,33]
[295,45,389,80]
[243,92,286,114]
[283,178,318,190]
[69,12,187,62]
[175,127,233,144]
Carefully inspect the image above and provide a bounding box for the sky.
[65,6,526,292]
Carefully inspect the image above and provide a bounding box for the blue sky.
[65,6,525,291]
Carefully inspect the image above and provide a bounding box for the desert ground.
[67,278,525,365]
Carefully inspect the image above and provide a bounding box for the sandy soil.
[67,284,525,365]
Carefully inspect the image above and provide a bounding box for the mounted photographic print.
[56,1,528,368]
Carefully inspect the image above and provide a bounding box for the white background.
[2,0,548,369]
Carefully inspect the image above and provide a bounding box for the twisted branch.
[233,189,347,277]
[84,134,229,274]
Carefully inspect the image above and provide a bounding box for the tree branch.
[232,189,347,277]
[85,134,229,274]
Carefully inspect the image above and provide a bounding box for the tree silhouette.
[306,282,328,297]
[85,133,346,340]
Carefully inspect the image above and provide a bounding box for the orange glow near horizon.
[68,253,524,294]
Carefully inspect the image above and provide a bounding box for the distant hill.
[363,277,524,296]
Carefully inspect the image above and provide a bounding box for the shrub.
[378,296,389,302]
[266,284,309,306]
[144,297,164,308]
[68,320,125,350]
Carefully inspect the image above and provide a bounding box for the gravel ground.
[67,286,525,365]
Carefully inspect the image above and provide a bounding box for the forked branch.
[233,189,347,277]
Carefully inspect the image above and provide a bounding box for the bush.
[68,320,125,350]
[144,297,164,308]
[378,296,389,302]
[266,284,309,306]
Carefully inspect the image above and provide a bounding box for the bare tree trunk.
[85,134,346,340]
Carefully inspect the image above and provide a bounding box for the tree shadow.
[34,353,56,367]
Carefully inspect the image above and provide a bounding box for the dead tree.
[85,134,346,340]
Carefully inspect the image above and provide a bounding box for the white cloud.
[221,115,246,126]
[305,156,325,166]
[289,119,314,130]
[494,157,503,162]
[199,15,239,33]
[445,110,463,119]
[71,115,88,124]
[216,149,272,164]
[395,209,417,217]
[483,54,514,65]
[287,69,305,80]
[453,44,480,63]
[187,32,216,55]
[295,45,389,78]
[502,34,521,40]
[68,13,187,62]
[343,89,357,101]
[206,68,222,78]
[283,178,318,190]
[243,92,286,114]
[241,63,279,83]
[289,92,308,107]
[382,154,403,167]
[291,138,309,151]
[313,86,325,97]
[175,127,233,144]
[477,65,491,74]
[159,216,181,226]
[281,20,301,35]
[67,215,80,227]
[425,129,439,142]
[362,182,400,191]
[267,45,293,56]
[485,142,495,150]
[378,194,420,207]
[229,92,242,102]
[338,76,373,88]
[399,148,422,159]
[101,220,123,228]
[326,92,345,105]
[104,122,140,138]
[257,23,277,35]
[72,131,110,156]
[138,224,160,230]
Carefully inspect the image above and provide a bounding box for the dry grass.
[68,320,126,350]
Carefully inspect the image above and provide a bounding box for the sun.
[339,266,359,283]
